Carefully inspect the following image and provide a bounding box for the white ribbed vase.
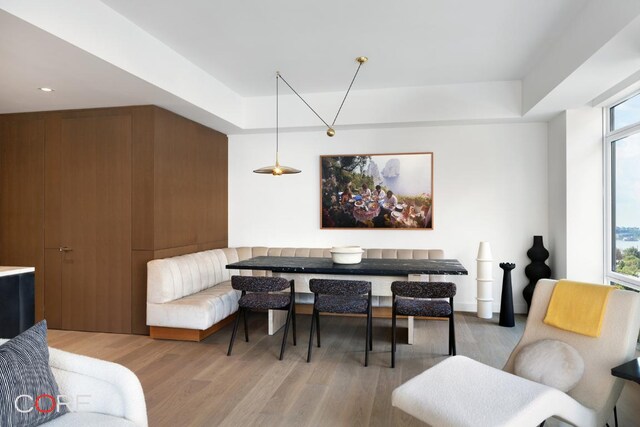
[476,241,493,319]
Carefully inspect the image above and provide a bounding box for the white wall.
[565,108,604,281]
[229,123,548,314]
[548,112,568,278]
[546,108,604,283]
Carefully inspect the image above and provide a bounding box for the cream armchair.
[392,279,640,427]
[0,339,148,427]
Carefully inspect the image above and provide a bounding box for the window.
[610,93,640,131]
[606,92,640,290]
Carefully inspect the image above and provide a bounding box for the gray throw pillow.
[0,320,68,426]
[514,339,584,392]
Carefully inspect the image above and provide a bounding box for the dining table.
[226,256,468,343]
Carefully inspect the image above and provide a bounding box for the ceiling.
[0,11,162,112]
[0,9,240,132]
[1,0,639,133]
[102,0,589,96]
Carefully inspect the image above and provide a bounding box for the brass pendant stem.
[331,58,366,127]
[278,73,332,129]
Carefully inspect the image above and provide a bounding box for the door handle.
[59,246,73,252]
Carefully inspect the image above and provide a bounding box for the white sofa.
[0,339,148,427]
[147,247,444,341]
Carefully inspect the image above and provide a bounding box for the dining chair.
[227,275,296,360]
[307,278,373,366]
[391,281,456,368]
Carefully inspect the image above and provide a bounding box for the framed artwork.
[320,152,433,229]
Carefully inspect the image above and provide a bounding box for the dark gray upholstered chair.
[227,275,296,360]
[307,278,373,366]
[391,281,456,368]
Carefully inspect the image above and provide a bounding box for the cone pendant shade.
[253,158,301,176]
[253,165,301,175]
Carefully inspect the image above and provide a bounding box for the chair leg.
[448,315,452,356]
[243,308,249,342]
[307,307,317,363]
[391,299,397,368]
[365,305,371,367]
[290,280,297,346]
[449,298,456,356]
[614,405,618,427]
[315,308,321,348]
[279,305,293,361]
[368,293,373,351]
[291,300,297,346]
[227,307,242,356]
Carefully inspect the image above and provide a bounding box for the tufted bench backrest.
[147,249,232,304]
[148,247,445,303]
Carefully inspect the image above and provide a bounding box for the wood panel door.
[0,117,45,321]
[58,114,132,333]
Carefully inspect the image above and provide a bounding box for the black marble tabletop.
[226,256,468,276]
[611,357,640,384]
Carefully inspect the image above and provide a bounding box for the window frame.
[604,90,640,291]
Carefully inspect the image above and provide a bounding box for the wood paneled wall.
[132,107,228,251]
[153,107,228,250]
[0,106,228,334]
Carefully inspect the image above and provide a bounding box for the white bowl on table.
[330,246,364,264]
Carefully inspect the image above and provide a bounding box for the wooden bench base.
[149,314,237,342]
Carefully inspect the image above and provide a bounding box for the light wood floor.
[47,313,640,427]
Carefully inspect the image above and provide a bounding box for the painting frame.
[320,152,434,230]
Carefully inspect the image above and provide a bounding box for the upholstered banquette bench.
[147,247,444,341]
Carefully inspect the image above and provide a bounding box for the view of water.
[616,240,640,250]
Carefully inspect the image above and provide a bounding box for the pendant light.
[253,56,368,176]
[253,72,300,175]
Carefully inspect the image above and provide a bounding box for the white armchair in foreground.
[392,279,640,427]
[0,339,148,427]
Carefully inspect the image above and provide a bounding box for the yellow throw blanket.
[543,280,614,337]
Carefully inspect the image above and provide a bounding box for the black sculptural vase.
[523,235,551,313]
[499,262,516,327]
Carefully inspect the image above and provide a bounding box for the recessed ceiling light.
[38,87,54,92]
